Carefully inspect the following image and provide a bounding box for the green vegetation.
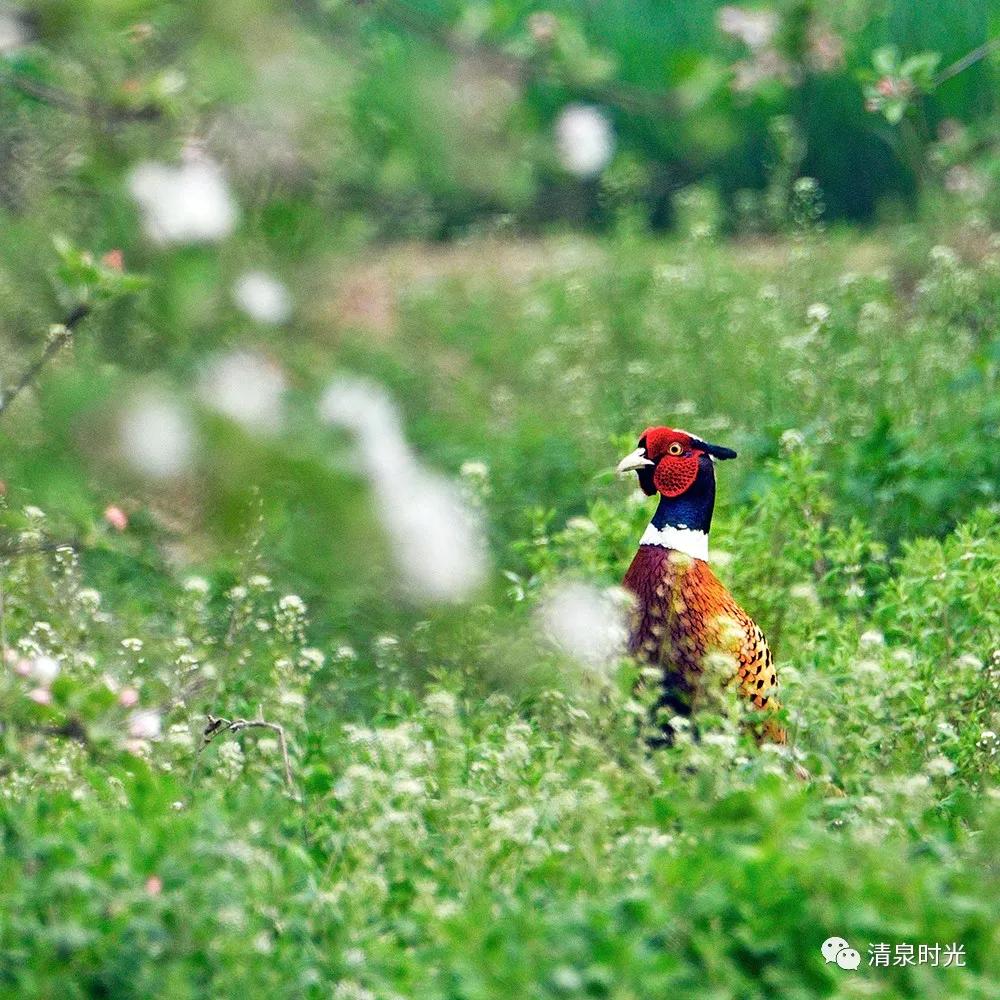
[1,1,999,997]
[2,229,999,997]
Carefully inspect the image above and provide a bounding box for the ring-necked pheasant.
[617,426,785,743]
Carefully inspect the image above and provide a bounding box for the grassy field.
[1,222,999,998]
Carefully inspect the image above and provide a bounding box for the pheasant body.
[623,545,784,742]
[616,425,784,743]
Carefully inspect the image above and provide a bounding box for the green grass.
[1,224,1000,996]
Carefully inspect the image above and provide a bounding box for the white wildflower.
[459,460,488,479]
[780,428,805,452]
[789,582,819,603]
[0,9,30,54]
[537,581,629,671]
[120,390,194,479]
[183,576,210,595]
[128,710,162,740]
[198,350,286,434]
[319,376,489,602]
[232,271,292,324]
[299,648,325,669]
[128,155,237,245]
[554,104,615,178]
[76,588,102,611]
[30,655,60,686]
[333,983,375,1000]
[806,302,830,324]
[925,755,956,777]
[859,629,885,647]
[424,689,458,718]
[717,6,778,49]
[929,245,958,267]
[167,723,194,748]
[392,776,424,797]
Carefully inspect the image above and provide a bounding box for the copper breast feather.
[623,545,785,742]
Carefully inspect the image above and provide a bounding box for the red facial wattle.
[653,452,700,496]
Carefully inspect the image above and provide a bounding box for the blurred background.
[0,0,997,634]
[1,4,1000,995]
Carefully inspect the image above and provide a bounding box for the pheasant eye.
[667,442,683,456]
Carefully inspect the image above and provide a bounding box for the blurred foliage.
[0,0,997,236]
[0,467,998,996]
[1,0,1000,995]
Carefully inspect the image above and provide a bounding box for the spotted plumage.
[617,426,785,743]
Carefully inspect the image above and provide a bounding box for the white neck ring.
[639,523,709,561]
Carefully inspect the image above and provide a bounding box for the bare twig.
[366,0,678,117]
[934,37,1000,87]
[1,67,163,124]
[0,304,90,421]
[0,538,81,560]
[200,713,296,791]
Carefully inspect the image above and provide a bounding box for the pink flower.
[119,687,140,708]
[104,505,129,532]
[527,12,558,44]
[102,249,125,272]
[27,687,52,705]
[128,709,161,740]
[144,875,163,896]
[876,76,895,96]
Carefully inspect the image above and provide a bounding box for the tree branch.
[934,37,1000,87]
[366,0,678,117]
[0,304,90,421]
[200,713,296,791]
[0,539,81,560]
[1,67,163,124]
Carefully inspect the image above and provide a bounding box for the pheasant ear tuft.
[694,438,737,460]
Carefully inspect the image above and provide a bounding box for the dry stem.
[201,713,296,792]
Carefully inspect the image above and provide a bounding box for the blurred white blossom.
[232,272,292,324]
[537,582,629,671]
[806,302,831,324]
[0,7,29,53]
[128,155,237,245]
[120,391,195,479]
[128,710,162,740]
[717,6,778,50]
[198,350,287,434]
[319,376,489,602]
[554,104,615,178]
[30,655,60,686]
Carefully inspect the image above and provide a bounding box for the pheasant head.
[616,426,737,561]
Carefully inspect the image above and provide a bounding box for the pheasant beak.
[615,447,654,475]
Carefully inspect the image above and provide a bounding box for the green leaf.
[872,46,899,76]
